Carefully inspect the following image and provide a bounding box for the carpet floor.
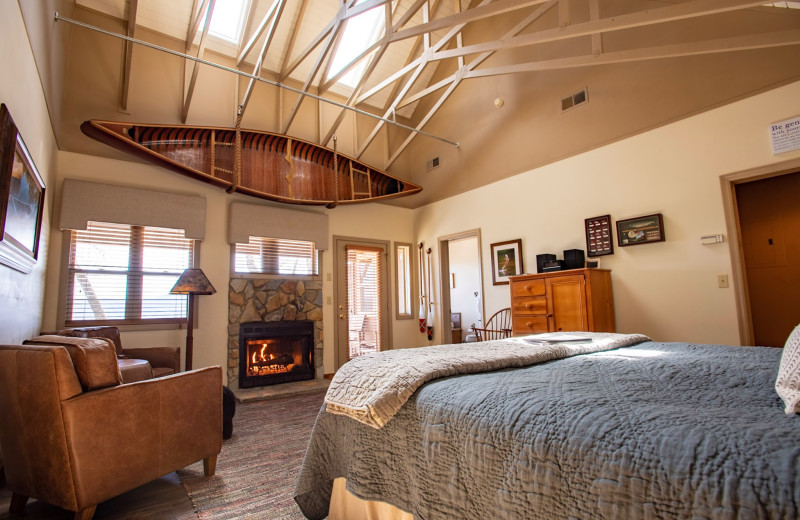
[178,390,326,520]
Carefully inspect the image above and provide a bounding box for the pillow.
[24,335,122,391]
[776,323,800,414]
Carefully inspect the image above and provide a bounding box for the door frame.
[437,229,484,345]
[332,235,392,369]
[720,156,800,345]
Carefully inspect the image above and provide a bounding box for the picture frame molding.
[490,239,524,286]
[0,103,46,274]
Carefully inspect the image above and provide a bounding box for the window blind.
[65,221,194,326]
[346,246,384,359]
[234,237,318,275]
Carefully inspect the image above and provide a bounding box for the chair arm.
[59,366,222,510]
[122,346,181,372]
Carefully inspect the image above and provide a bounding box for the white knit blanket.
[324,332,651,429]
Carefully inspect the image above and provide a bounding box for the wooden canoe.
[80,120,422,206]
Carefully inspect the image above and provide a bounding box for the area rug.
[178,390,326,519]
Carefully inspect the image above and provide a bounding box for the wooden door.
[547,275,588,332]
[736,172,800,347]
[334,238,390,369]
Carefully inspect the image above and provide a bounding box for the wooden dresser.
[509,268,615,336]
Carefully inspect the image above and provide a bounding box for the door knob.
[339,314,345,319]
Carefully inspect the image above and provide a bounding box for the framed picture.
[585,214,614,257]
[616,213,665,247]
[0,104,46,273]
[490,239,524,285]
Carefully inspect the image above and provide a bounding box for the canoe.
[80,120,422,206]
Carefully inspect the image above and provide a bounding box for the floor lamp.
[170,268,216,371]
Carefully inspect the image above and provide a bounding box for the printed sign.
[770,115,800,155]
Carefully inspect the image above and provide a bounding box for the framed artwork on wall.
[585,214,614,257]
[490,239,523,285]
[616,213,665,247]
[0,103,46,273]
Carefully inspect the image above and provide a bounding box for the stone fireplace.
[228,278,323,391]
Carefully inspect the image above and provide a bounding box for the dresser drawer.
[511,279,546,298]
[513,316,548,335]
[512,297,547,315]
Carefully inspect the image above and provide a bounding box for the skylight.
[202,0,249,44]
[329,1,386,89]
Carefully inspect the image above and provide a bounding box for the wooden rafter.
[120,0,138,111]
[279,0,310,78]
[389,0,551,42]
[430,0,771,62]
[237,0,284,65]
[185,0,209,52]
[462,29,800,79]
[589,0,602,55]
[385,0,558,165]
[182,0,216,123]
[240,0,288,113]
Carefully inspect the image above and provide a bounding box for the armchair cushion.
[24,336,121,391]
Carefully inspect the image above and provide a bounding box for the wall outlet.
[717,274,729,288]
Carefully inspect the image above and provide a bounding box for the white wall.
[0,2,58,343]
[415,80,800,346]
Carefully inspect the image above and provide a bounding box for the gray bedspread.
[295,342,800,519]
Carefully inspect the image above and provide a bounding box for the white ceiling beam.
[589,0,602,55]
[120,0,138,111]
[237,0,283,65]
[463,29,800,78]
[279,0,310,78]
[185,0,209,52]
[390,0,551,43]
[240,0,287,113]
[386,0,557,162]
[398,0,556,108]
[181,0,216,123]
[281,19,345,133]
[431,0,771,61]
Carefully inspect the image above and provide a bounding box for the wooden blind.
[234,237,318,275]
[346,246,383,359]
[65,221,194,326]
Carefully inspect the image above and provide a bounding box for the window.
[346,245,384,357]
[65,221,195,326]
[200,0,250,44]
[329,0,386,88]
[234,236,319,276]
[394,242,413,319]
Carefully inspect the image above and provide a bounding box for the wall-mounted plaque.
[585,215,613,257]
[616,213,665,247]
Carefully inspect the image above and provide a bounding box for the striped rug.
[178,390,326,519]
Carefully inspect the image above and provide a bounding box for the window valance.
[228,202,329,251]
[59,179,207,240]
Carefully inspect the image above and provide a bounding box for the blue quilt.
[295,342,800,519]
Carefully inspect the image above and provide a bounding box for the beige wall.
[0,2,58,343]
[415,79,800,346]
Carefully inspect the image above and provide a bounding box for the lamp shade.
[169,268,217,295]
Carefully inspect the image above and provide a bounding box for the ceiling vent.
[561,87,588,112]
[426,156,440,171]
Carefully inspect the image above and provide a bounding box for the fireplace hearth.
[238,321,314,388]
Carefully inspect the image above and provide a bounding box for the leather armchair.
[45,326,181,383]
[0,340,222,520]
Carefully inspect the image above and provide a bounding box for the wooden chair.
[473,308,512,341]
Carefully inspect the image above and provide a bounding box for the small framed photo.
[490,239,524,285]
[0,104,46,273]
[616,213,665,247]
[585,214,614,257]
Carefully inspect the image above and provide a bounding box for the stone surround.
[227,278,323,390]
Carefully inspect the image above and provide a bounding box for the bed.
[295,331,800,519]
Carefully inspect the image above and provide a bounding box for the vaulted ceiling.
[24,0,800,206]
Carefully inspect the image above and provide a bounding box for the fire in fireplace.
[238,321,314,388]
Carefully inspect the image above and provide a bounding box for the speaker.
[536,253,556,273]
[563,249,585,270]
